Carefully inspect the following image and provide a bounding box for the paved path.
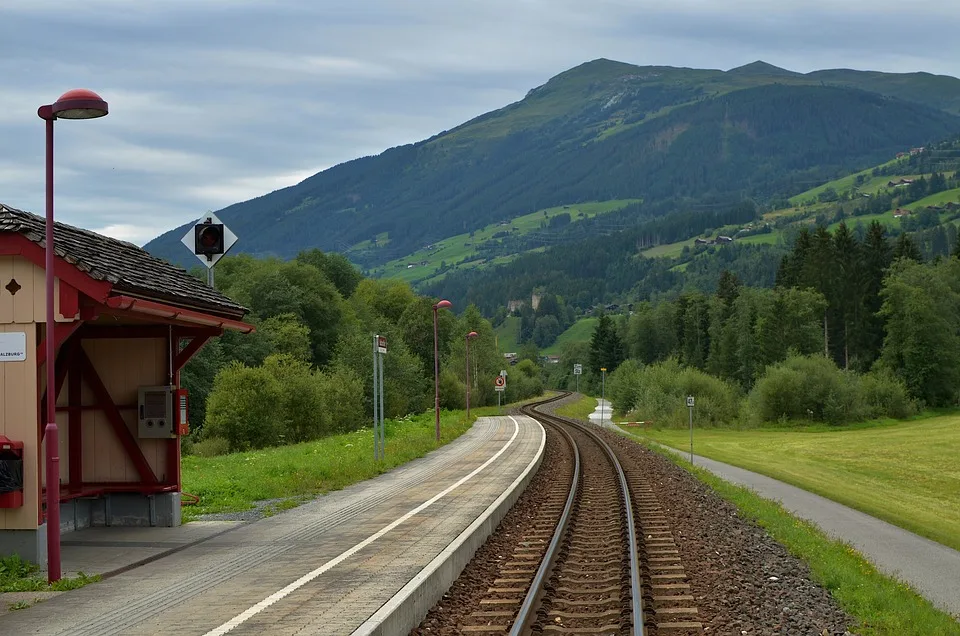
[648,439,960,618]
[0,415,545,635]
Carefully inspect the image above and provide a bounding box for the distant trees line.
[563,221,960,427]
[182,249,541,455]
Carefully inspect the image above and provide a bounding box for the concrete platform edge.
[351,418,547,636]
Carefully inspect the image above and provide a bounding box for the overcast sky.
[3,0,960,246]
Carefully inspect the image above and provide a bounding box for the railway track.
[457,393,702,635]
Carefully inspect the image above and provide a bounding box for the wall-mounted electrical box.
[138,386,176,438]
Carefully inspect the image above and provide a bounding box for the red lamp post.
[432,299,453,441]
[38,89,109,582]
[465,331,478,419]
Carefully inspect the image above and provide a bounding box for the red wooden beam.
[104,295,253,333]
[174,334,214,371]
[68,340,82,490]
[59,282,79,320]
[77,348,158,485]
[78,324,221,340]
[36,321,82,367]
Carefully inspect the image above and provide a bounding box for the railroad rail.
[457,393,701,634]
[512,394,645,635]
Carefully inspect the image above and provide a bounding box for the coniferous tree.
[858,221,893,368]
[893,233,923,263]
[833,222,862,368]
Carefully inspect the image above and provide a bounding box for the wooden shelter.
[0,204,253,564]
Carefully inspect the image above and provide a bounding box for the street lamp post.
[465,331,478,418]
[37,89,109,583]
[432,299,453,441]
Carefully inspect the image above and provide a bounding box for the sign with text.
[686,395,695,408]
[376,335,387,354]
[573,363,582,375]
[495,375,506,391]
[0,332,27,362]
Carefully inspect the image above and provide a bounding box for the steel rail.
[516,394,646,636]
[509,400,580,636]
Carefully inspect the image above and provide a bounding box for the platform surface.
[0,415,544,635]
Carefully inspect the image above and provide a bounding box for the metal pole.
[576,373,579,393]
[433,308,440,442]
[465,336,470,419]
[689,406,694,465]
[372,336,379,460]
[44,116,62,582]
[378,348,385,456]
[207,265,214,288]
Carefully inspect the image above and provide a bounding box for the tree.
[589,313,624,377]
[893,233,922,263]
[878,259,960,406]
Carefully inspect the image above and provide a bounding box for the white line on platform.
[202,417,522,636]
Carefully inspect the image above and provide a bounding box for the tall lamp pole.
[432,299,453,441]
[465,331,478,418]
[38,89,109,583]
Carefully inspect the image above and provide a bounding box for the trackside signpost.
[687,395,695,464]
[372,335,387,460]
[573,363,582,393]
[495,371,506,413]
[181,211,238,287]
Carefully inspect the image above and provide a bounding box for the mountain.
[144,59,960,270]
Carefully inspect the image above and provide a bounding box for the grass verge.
[182,397,546,521]
[554,394,597,421]
[633,439,960,635]
[0,555,99,593]
[642,415,960,552]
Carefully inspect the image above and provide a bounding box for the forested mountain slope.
[144,59,960,268]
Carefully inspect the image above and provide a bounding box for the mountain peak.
[728,61,800,77]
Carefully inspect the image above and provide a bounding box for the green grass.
[632,440,960,635]
[554,394,597,421]
[642,414,960,552]
[495,316,521,353]
[787,159,901,205]
[542,317,599,355]
[0,555,99,593]
[181,398,546,520]
[368,200,639,284]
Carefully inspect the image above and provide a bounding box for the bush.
[860,369,916,419]
[748,354,914,425]
[205,362,284,451]
[612,358,740,427]
[192,437,230,457]
[317,365,365,434]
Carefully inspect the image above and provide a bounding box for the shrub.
[860,369,916,419]
[205,362,284,451]
[317,365,365,434]
[748,354,914,425]
[192,437,230,457]
[614,358,740,427]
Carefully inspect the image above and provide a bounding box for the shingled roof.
[0,204,247,319]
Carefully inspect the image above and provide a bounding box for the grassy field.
[543,317,598,355]
[370,200,639,284]
[495,316,521,353]
[554,394,597,421]
[640,442,960,635]
[0,555,99,594]
[641,415,960,552]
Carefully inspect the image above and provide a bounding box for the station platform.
[0,415,545,636]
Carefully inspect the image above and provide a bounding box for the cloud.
[2,1,960,246]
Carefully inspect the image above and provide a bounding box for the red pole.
[44,115,62,583]
[465,335,470,420]
[433,307,440,441]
